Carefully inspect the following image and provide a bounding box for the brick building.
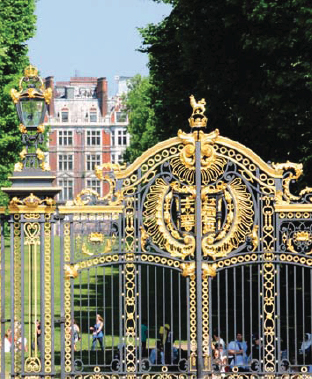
[45,75,130,202]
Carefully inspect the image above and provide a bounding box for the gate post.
[2,66,61,378]
[195,136,204,378]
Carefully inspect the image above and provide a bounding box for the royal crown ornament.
[24,64,39,78]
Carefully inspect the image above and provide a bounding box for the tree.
[139,0,312,183]
[124,75,157,163]
[0,0,37,204]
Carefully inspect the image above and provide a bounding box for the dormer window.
[61,107,69,122]
[90,108,97,122]
[116,111,126,123]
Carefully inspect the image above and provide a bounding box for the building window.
[116,111,127,123]
[90,111,97,122]
[86,130,101,146]
[86,154,101,171]
[59,179,74,201]
[59,155,73,171]
[61,111,69,122]
[111,130,115,146]
[118,154,123,164]
[118,130,127,146]
[59,130,73,146]
[86,178,101,195]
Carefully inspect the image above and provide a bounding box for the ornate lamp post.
[2,65,61,200]
[0,66,60,377]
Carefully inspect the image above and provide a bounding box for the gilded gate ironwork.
[2,86,312,379]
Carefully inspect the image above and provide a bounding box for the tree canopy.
[128,0,312,183]
[0,0,37,204]
[123,75,157,163]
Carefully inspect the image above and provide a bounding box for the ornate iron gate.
[2,94,312,378]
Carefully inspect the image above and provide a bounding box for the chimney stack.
[96,77,108,117]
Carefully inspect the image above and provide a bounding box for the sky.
[28,0,172,95]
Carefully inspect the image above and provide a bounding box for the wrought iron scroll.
[44,215,52,376]
[202,275,210,371]
[14,215,22,374]
[55,95,312,378]
[64,222,72,374]
[189,275,197,371]
[263,252,276,374]
[24,217,41,375]
[125,197,137,376]
[262,190,276,374]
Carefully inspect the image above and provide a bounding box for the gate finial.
[189,95,208,129]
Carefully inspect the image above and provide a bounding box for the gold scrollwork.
[262,252,276,373]
[189,275,197,371]
[19,123,27,134]
[40,161,51,171]
[202,275,211,371]
[11,65,52,104]
[82,236,115,257]
[262,196,275,251]
[37,124,45,134]
[44,221,52,373]
[285,231,312,255]
[249,225,259,252]
[24,357,41,373]
[125,197,136,374]
[74,366,119,378]
[19,147,27,160]
[144,176,254,260]
[280,253,312,266]
[217,253,258,269]
[272,161,312,203]
[88,232,104,243]
[170,129,226,185]
[227,371,255,379]
[14,161,24,172]
[202,178,254,259]
[24,213,41,220]
[202,262,217,279]
[24,221,41,367]
[180,262,217,279]
[14,216,22,373]
[76,254,120,271]
[141,254,181,268]
[143,178,195,260]
[64,222,72,373]
[142,365,193,378]
[66,186,123,207]
[9,193,55,209]
[180,262,195,278]
[36,148,45,161]
[64,263,79,279]
[140,226,149,252]
[11,88,21,104]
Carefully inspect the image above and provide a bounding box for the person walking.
[73,319,80,351]
[228,332,248,372]
[141,320,148,357]
[90,314,104,351]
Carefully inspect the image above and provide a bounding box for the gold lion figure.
[190,95,206,116]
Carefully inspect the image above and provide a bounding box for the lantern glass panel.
[19,98,45,128]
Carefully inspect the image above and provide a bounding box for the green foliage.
[123,75,157,163]
[0,0,37,204]
[141,0,312,184]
